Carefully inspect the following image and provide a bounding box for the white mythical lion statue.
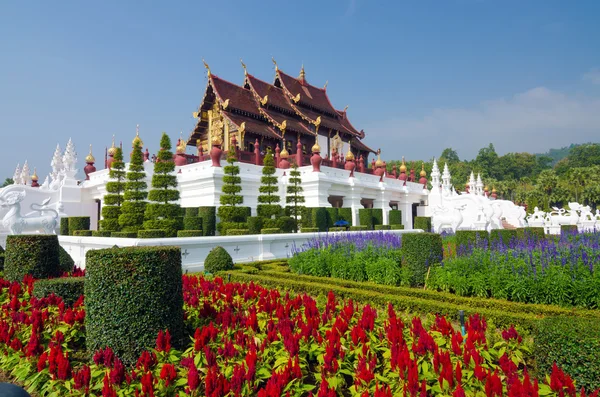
[0,190,58,235]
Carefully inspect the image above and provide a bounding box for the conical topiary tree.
[257,150,281,218]
[217,146,246,224]
[286,162,305,231]
[143,133,181,237]
[101,147,126,231]
[119,139,147,232]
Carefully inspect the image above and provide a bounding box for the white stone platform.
[58,229,417,273]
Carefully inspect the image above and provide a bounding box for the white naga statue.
[0,190,58,235]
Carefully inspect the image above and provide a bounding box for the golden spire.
[108,135,117,156]
[345,147,355,161]
[202,59,211,76]
[272,57,278,71]
[420,163,426,177]
[400,156,407,172]
[85,144,95,163]
[375,149,383,167]
[299,64,305,80]
[31,167,38,181]
[132,124,143,147]
[492,187,497,193]
[240,58,247,75]
[312,135,321,153]
[280,140,289,159]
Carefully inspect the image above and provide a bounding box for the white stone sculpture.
[526,207,546,227]
[21,161,30,186]
[0,190,58,235]
[12,163,22,185]
[579,205,596,232]
[433,204,466,233]
[545,206,579,226]
[50,144,64,190]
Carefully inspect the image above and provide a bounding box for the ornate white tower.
[442,163,452,194]
[476,173,484,196]
[468,172,476,194]
[12,163,22,185]
[21,161,31,186]
[62,138,78,185]
[50,144,64,189]
[430,158,441,190]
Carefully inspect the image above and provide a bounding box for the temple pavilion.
[187,59,375,167]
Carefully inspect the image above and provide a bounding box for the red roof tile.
[222,111,281,140]
[276,70,339,116]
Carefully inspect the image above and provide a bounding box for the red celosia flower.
[26,328,43,357]
[110,358,126,385]
[102,373,117,397]
[502,325,523,344]
[160,363,177,387]
[453,384,466,397]
[141,371,155,397]
[37,352,48,372]
[187,364,200,391]
[74,365,91,393]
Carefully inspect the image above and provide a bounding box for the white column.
[342,185,364,226]
[374,189,392,225]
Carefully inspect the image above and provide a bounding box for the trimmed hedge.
[227,229,249,236]
[350,226,367,231]
[0,252,4,272]
[111,231,137,238]
[456,230,489,251]
[389,210,402,225]
[414,216,432,232]
[33,277,85,306]
[73,230,92,237]
[402,232,443,287]
[183,216,203,231]
[92,230,113,237]
[137,229,166,239]
[337,208,352,223]
[198,206,216,236]
[58,246,75,274]
[358,209,379,230]
[261,228,281,234]
[329,227,346,232]
[247,216,263,235]
[391,224,405,230]
[218,206,251,223]
[312,208,329,232]
[177,230,203,237]
[301,207,314,228]
[301,227,319,233]
[68,217,91,236]
[490,229,518,245]
[276,216,296,233]
[85,246,185,365]
[60,218,69,236]
[4,235,60,281]
[560,224,578,234]
[184,207,199,217]
[204,246,233,274]
[325,208,338,228]
[372,208,383,226]
[374,225,391,230]
[534,317,600,391]
[218,222,247,235]
[516,227,545,242]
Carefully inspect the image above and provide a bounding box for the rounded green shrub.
[85,246,184,365]
[534,317,600,391]
[204,246,233,274]
[198,206,216,236]
[58,246,75,274]
[183,216,203,231]
[402,232,443,287]
[4,235,60,281]
[261,228,281,234]
[137,229,166,239]
[276,216,296,233]
[414,216,432,232]
[92,230,113,237]
[176,230,203,237]
[73,230,93,237]
[68,217,91,236]
[33,277,84,306]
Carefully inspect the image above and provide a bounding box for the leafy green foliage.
[560,224,578,234]
[490,230,518,246]
[119,140,147,232]
[247,216,264,234]
[67,217,90,236]
[204,246,233,274]
[276,216,296,233]
[257,151,281,218]
[143,133,181,237]
[226,229,249,235]
[137,229,166,238]
[110,231,138,238]
[33,277,84,306]
[59,217,69,236]
[456,230,490,252]
[102,147,126,231]
[184,207,198,217]
[516,227,545,242]
[402,232,443,287]
[218,222,247,235]
[58,245,74,274]
[312,208,329,232]
[92,230,113,237]
[414,216,432,232]
[358,209,378,230]
[391,224,405,230]
[261,228,281,234]
[198,206,216,236]
[4,235,61,281]
[534,317,600,391]
[325,208,338,228]
[350,225,367,231]
[85,246,185,365]
[337,208,352,223]
[218,148,243,222]
[73,230,92,237]
[183,216,203,231]
[375,225,391,230]
[389,209,402,225]
[301,227,319,233]
[285,162,305,230]
[176,230,203,237]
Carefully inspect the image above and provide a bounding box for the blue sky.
[1,0,600,180]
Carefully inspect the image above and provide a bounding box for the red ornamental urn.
[279,146,291,169]
[344,151,355,177]
[311,141,322,172]
[358,155,365,173]
[210,139,223,167]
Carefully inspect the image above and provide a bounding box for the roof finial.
[240,58,247,75]
[299,64,306,81]
[202,59,211,76]
[343,105,349,112]
[324,80,328,89]
[272,57,278,71]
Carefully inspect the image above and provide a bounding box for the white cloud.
[583,69,600,85]
[366,87,600,161]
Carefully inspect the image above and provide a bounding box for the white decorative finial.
[21,161,30,186]
[62,138,77,172]
[13,163,22,185]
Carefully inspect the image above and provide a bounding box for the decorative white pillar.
[12,163,22,185]
[341,183,364,226]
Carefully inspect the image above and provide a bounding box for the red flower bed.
[0,274,597,396]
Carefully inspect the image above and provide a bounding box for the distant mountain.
[536,144,580,165]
